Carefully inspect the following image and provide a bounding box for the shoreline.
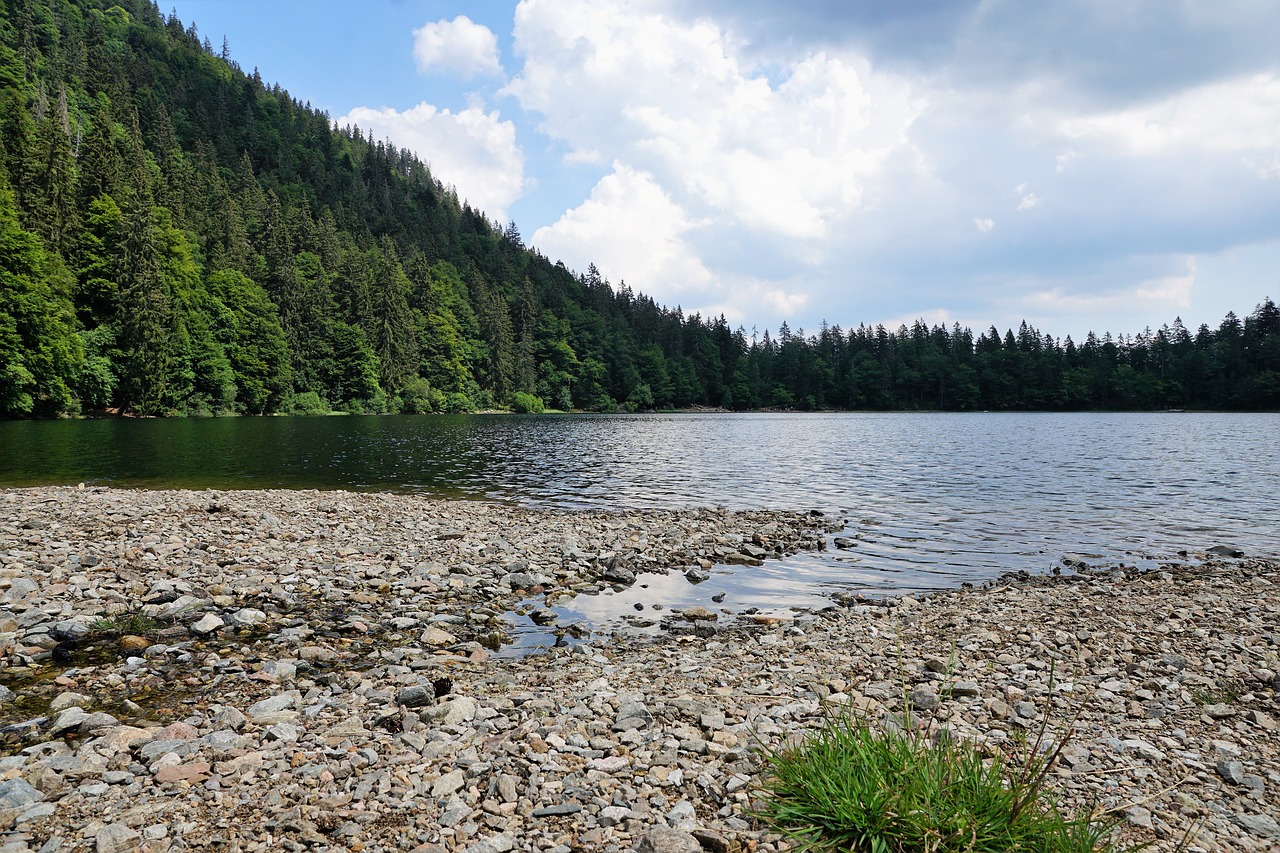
[1,486,1276,852]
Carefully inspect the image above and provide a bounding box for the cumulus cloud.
[530,162,713,305]
[494,0,1280,336]
[506,0,924,243]
[412,16,503,78]
[338,103,524,221]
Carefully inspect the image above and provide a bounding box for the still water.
[2,413,1277,631]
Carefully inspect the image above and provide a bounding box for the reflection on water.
[3,412,1278,648]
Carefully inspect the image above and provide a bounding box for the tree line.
[2,0,1278,419]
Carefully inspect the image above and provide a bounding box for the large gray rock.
[462,835,516,853]
[0,778,44,827]
[633,827,702,853]
[910,685,940,712]
[395,685,433,708]
[96,823,142,853]
[1235,813,1280,839]
[189,613,224,635]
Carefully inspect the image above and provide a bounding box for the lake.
[2,412,1277,623]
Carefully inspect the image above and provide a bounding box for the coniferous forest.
[2,0,1279,420]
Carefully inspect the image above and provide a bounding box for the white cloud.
[338,102,524,221]
[1058,74,1280,159]
[412,16,503,79]
[530,162,713,305]
[506,0,924,243]
[494,1,1280,337]
[1022,257,1197,320]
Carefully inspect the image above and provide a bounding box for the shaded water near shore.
[4,412,1277,649]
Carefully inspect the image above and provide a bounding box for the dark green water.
[0,414,503,496]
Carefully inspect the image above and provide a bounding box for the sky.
[168,0,1280,341]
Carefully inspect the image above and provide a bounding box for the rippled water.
[3,412,1277,643]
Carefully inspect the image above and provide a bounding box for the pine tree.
[0,177,83,416]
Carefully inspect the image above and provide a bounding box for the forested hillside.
[2,0,1278,418]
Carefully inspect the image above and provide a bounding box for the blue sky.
[169,0,1280,340]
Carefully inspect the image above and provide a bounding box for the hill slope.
[1,0,1277,417]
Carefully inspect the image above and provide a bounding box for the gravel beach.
[1,486,1276,853]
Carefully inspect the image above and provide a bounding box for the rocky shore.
[1,486,1277,853]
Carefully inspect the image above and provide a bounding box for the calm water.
[2,413,1277,640]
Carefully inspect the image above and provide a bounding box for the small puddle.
[495,544,860,657]
[492,528,1207,657]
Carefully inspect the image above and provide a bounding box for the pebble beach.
[1,486,1277,853]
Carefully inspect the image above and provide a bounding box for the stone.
[1245,709,1276,731]
[0,685,12,704]
[228,608,267,627]
[950,680,981,698]
[1234,813,1280,839]
[1216,759,1245,785]
[587,755,629,773]
[153,762,211,784]
[79,711,121,733]
[690,829,732,853]
[462,835,515,853]
[910,686,940,712]
[422,696,477,726]
[496,774,518,803]
[2,578,38,604]
[95,823,142,853]
[1204,703,1236,720]
[189,613,224,635]
[420,626,457,647]
[431,769,465,797]
[532,804,582,817]
[16,801,56,824]
[0,778,43,826]
[49,691,92,712]
[684,568,710,583]
[682,606,716,621]
[49,706,89,736]
[633,826,701,853]
[506,572,538,590]
[247,693,297,721]
[1206,545,1244,558]
[396,685,433,707]
[604,565,636,585]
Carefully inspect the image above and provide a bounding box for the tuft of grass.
[86,613,161,639]
[754,702,1131,853]
[1188,683,1240,706]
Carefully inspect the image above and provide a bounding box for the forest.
[2,0,1279,419]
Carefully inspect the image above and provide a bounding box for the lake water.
[2,412,1277,641]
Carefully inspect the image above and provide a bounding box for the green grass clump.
[87,613,161,639]
[755,706,1127,852]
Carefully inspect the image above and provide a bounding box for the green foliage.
[510,391,544,414]
[0,0,1276,420]
[286,391,331,416]
[399,376,436,414]
[0,178,83,416]
[756,705,1128,853]
[87,613,160,639]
